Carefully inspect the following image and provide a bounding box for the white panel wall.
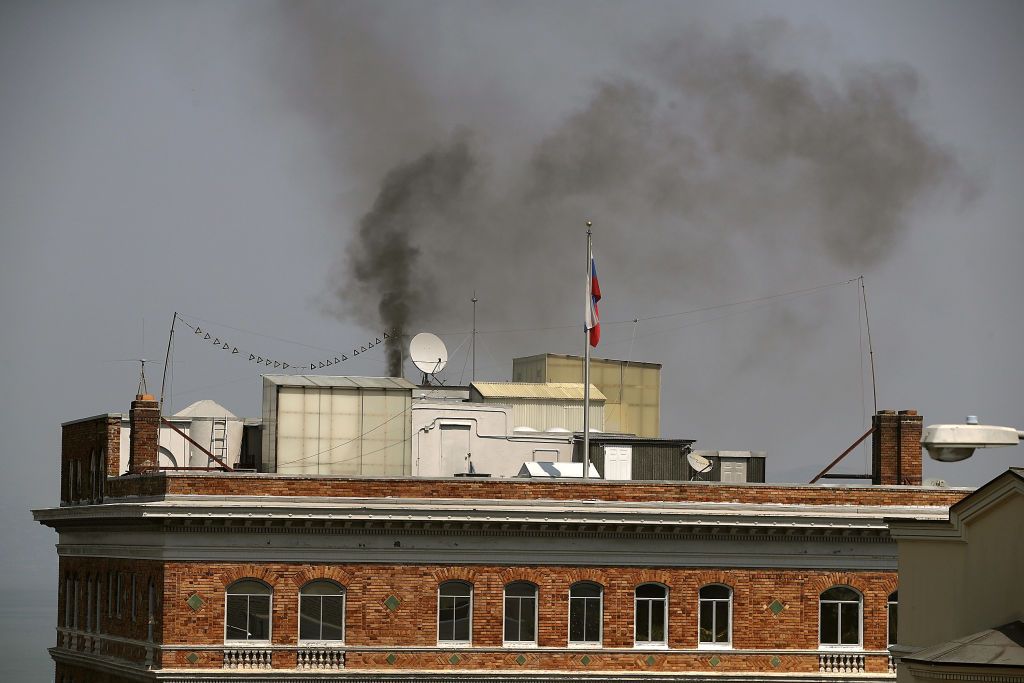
[412,403,575,478]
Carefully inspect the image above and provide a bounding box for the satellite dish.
[409,332,448,376]
[687,452,713,477]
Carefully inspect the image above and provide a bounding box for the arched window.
[438,581,472,644]
[299,580,345,642]
[568,582,602,646]
[635,583,668,646]
[888,591,898,646]
[820,586,862,647]
[503,582,537,645]
[699,584,732,646]
[225,579,272,642]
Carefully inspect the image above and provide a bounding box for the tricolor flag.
[586,253,601,347]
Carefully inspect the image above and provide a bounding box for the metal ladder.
[210,418,228,466]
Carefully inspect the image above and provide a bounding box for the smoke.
[269,5,974,377]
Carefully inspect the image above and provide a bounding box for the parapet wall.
[104,471,969,508]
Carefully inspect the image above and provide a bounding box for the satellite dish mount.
[409,333,448,386]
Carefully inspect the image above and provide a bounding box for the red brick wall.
[128,395,159,474]
[105,472,968,508]
[160,561,898,672]
[61,416,119,505]
[58,557,164,665]
[872,410,923,486]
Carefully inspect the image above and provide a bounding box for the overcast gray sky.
[2,0,1023,606]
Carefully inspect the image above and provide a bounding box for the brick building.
[36,393,969,682]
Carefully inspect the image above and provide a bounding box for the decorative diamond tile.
[385,653,397,665]
[580,655,591,666]
[645,655,657,666]
[770,656,782,668]
[709,655,722,667]
[515,654,527,665]
[769,599,785,615]
[383,595,401,611]
[186,594,205,612]
[185,652,199,665]
[448,654,461,665]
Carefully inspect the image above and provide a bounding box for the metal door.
[440,425,472,475]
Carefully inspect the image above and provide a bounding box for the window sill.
[437,641,472,648]
[298,641,344,647]
[634,643,669,649]
[567,642,602,649]
[503,642,538,648]
[698,643,733,650]
[819,644,863,650]
[224,641,272,646]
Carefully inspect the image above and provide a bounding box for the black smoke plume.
[272,6,975,378]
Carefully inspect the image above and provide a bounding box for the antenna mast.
[471,291,478,382]
[159,312,177,414]
[860,276,878,414]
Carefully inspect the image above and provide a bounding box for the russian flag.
[586,255,601,347]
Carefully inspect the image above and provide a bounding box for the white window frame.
[819,586,863,649]
[887,591,898,647]
[502,581,538,647]
[298,580,346,644]
[634,583,669,648]
[437,581,473,646]
[567,582,603,648]
[224,579,273,644]
[698,584,733,649]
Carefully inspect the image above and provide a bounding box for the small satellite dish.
[687,452,713,475]
[409,332,448,376]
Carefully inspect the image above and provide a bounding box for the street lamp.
[920,416,1023,462]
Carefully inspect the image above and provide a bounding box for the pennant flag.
[334,357,341,364]
[213,338,220,345]
[274,361,280,368]
[204,333,211,340]
[383,332,389,339]
[194,327,202,335]
[319,361,325,368]
[232,348,239,354]
[222,343,229,350]
[257,356,263,363]
[249,354,256,361]
[375,337,382,344]
[341,354,347,361]
[282,363,289,369]
[586,253,602,347]
[326,359,333,367]
[310,362,316,370]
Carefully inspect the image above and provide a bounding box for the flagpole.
[583,223,592,480]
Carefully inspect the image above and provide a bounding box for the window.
[147,581,155,642]
[86,578,93,632]
[820,586,862,647]
[95,578,102,633]
[438,581,472,644]
[73,578,79,629]
[116,573,123,617]
[108,574,114,618]
[888,591,898,646]
[503,582,537,645]
[225,579,272,642]
[635,583,668,646]
[64,577,73,629]
[299,580,345,642]
[131,574,137,622]
[568,582,602,646]
[699,584,731,646]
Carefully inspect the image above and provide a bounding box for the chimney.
[871,409,923,486]
[128,394,160,474]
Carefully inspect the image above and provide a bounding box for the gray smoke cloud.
[270,4,974,377]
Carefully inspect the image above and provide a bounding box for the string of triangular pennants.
[178,317,395,371]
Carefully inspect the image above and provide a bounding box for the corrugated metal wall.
[497,399,604,432]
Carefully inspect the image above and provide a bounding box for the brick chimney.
[128,394,160,474]
[871,410,923,486]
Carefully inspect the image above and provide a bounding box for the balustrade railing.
[223,648,273,669]
[819,652,866,673]
[297,647,345,670]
